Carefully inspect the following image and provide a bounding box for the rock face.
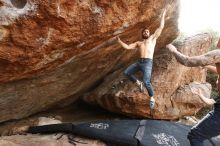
[0,0,179,122]
[0,0,179,82]
[83,34,212,120]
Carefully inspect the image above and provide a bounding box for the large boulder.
[0,0,179,82]
[0,0,179,122]
[83,34,212,120]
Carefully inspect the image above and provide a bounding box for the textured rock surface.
[83,34,212,120]
[0,134,106,146]
[0,0,179,122]
[0,0,179,82]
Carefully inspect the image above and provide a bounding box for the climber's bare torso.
[137,36,157,59]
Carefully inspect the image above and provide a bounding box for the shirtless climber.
[117,9,167,110]
[167,38,220,146]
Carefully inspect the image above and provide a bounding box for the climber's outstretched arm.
[166,44,220,67]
